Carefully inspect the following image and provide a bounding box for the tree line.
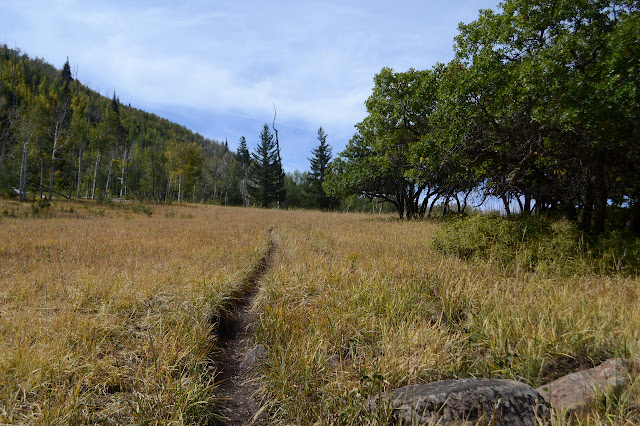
[324,0,639,234]
[0,45,344,209]
[0,46,344,210]
[0,45,243,204]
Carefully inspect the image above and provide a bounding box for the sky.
[1,0,499,172]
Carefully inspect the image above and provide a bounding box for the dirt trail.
[214,229,276,425]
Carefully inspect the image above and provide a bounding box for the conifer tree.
[308,126,336,209]
[235,136,250,168]
[61,57,72,85]
[248,123,284,208]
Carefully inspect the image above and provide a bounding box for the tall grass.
[2,202,638,424]
[0,201,273,423]
[255,212,640,424]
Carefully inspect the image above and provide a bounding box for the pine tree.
[235,136,250,168]
[61,57,72,85]
[307,126,336,209]
[248,124,284,208]
[235,136,251,206]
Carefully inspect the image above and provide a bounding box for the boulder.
[536,358,632,414]
[365,378,550,425]
[240,344,268,373]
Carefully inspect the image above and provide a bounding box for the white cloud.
[1,0,499,169]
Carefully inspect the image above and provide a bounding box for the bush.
[432,214,639,275]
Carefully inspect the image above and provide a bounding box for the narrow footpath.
[214,229,276,425]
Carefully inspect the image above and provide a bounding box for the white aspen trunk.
[178,174,183,203]
[19,141,28,202]
[76,146,82,198]
[39,158,44,199]
[105,153,114,196]
[120,147,127,199]
[92,152,101,200]
[48,124,60,201]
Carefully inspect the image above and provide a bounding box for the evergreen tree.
[307,126,336,209]
[235,136,250,168]
[248,123,284,208]
[61,57,72,85]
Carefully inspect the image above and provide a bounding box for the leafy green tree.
[284,170,311,209]
[325,68,439,218]
[248,124,285,208]
[166,140,203,202]
[452,0,640,232]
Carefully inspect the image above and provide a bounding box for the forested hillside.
[0,45,240,204]
[325,0,639,234]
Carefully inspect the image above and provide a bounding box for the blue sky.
[1,0,499,172]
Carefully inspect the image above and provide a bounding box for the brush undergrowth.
[432,213,640,275]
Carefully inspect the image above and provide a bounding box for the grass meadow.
[1,200,638,424]
[255,212,640,424]
[0,200,275,423]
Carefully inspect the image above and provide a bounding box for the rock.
[240,344,268,373]
[365,378,550,425]
[536,358,632,414]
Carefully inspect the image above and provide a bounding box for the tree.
[325,68,440,219]
[452,0,640,233]
[16,94,46,201]
[235,136,251,205]
[248,123,284,208]
[166,140,203,202]
[284,170,311,209]
[61,57,72,85]
[307,127,337,209]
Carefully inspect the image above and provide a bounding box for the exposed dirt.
[213,230,276,425]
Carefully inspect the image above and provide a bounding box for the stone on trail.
[240,344,268,374]
[536,358,632,414]
[365,378,550,425]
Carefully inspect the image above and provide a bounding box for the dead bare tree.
[272,104,285,207]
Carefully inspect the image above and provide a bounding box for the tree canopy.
[326,0,640,232]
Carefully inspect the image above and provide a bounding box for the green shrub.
[433,214,639,275]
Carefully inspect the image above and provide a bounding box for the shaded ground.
[214,230,276,425]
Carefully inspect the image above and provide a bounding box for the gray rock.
[536,358,632,414]
[365,378,550,425]
[240,344,268,373]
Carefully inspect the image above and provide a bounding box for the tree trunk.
[92,153,101,200]
[105,153,114,196]
[77,146,83,198]
[515,195,524,214]
[39,158,44,199]
[19,141,28,202]
[442,194,451,219]
[428,195,439,218]
[120,147,127,199]
[500,194,511,216]
[523,193,531,216]
[581,179,594,230]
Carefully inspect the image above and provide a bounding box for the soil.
[213,230,276,425]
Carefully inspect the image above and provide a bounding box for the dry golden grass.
[254,212,640,424]
[0,200,275,423]
[2,202,638,424]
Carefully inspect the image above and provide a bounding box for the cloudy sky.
[1,0,499,171]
